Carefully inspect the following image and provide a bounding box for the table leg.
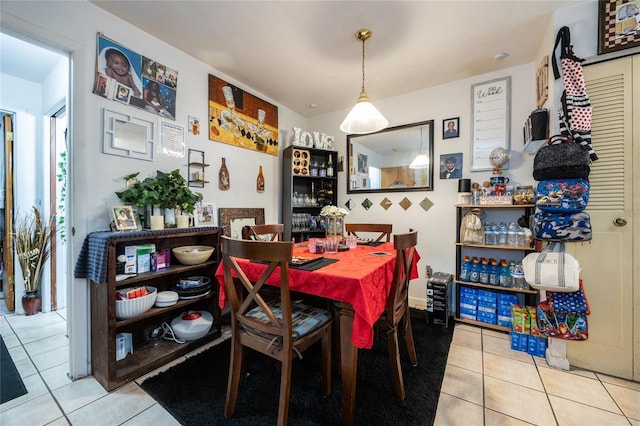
[338,302,357,426]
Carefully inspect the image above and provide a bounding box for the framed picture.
[195,202,217,227]
[536,56,549,109]
[442,117,459,139]
[103,108,156,161]
[357,153,368,174]
[598,0,640,55]
[470,76,511,171]
[439,153,463,180]
[218,208,265,239]
[111,205,137,231]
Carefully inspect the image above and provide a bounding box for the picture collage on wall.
[93,33,178,120]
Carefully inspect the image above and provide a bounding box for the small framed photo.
[195,201,217,227]
[112,205,137,231]
[440,153,463,180]
[114,83,131,105]
[598,0,640,55]
[442,117,459,139]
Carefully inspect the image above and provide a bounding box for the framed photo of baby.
[442,117,460,139]
[93,33,178,120]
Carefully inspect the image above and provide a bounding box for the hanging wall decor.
[208,75,279,156]
[471,76,511,171]
[93,33,178,120]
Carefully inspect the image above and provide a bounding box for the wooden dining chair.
[241,223,284,241]
[220,236,332,425]
[345,223,393,242]
[374,229,418,399]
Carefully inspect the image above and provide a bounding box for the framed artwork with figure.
[598,0,640,55]
[442,117,459,139]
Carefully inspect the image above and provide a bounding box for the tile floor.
[1,309,639,425]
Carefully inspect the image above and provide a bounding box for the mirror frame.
[346,120,434,194]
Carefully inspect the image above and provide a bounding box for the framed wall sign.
[470,76,511,171]
[598,0,640,55]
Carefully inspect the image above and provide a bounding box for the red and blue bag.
[532,211,592,242]
[537,280,590,341]
[536,179,589,213]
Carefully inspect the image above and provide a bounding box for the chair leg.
[277,355,293,426]
[224,337,244,417]
[321,326,332,396]
[386,329,406,400]
[403,314,418,366]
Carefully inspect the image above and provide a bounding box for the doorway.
[0,32,70,314]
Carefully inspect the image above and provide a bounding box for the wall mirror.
[103,108,155,161]
[347,120,434,194]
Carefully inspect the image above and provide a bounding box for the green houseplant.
[13,206,54,315]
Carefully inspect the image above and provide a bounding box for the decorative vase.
[176,214,190,229]
[22,291,41,316]
[325,215,345,243]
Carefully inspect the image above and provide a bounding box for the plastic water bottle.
[469,257,480,283]
[512,263,526,289]
[507,222,518,246]
[498,222,508,245]
[459,256,471,281]
[484,222,494,245]
[489,258,500,286]
[479,258,489,284]
[499,259,512,287]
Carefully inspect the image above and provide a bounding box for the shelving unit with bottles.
[455,204,538,333]
[188,149,209,188]
[89,227,221,391]
[282,145,338,242]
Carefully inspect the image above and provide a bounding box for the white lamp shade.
[409,153,429,169]
[340,98,388,134]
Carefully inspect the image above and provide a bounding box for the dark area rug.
[1,335,28,404]
[141,309,454,425]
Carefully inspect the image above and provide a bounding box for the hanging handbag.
[536,179,590,214]
[552,26,598,162]
[522,241,580,292]
[532,135,590,181]
[532,211,592,242]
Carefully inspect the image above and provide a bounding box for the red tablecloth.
[215,242,420,349]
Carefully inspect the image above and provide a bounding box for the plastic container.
[469,257,480,283]
[489,258,500,286]
[499,260,512,288]
[479,258,489,284]
[459,256,471,281]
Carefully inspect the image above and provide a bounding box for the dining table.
[215,240,420,425]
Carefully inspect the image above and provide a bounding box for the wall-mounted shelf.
[188,149,209,188]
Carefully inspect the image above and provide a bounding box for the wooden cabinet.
[89,228,221,391]
[454,204,538,333]
[282,146,338,242]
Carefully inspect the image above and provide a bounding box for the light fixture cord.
[361,36,366,93]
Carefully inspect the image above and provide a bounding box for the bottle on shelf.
[499,259,512,288]
[459,255,471,281]
[498,222,508,245]
[219,157,230,191]
[469,256,480,283]
[257,165,265,193]
[310,161,319,177]
[479,257,489,284]
[327,155,334,177]
[319,161,327,177]
[310,182,317,206]
[507,222,518,246]
[484,222,494,245]
[489,258,500,286]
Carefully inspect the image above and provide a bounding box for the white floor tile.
[440,364,483,406]
[0,372,49,412]
[602,382,640,420]
[484,375,556,425]
[24,333,69,357]
[446,342,483,373]
[549,394,630,425]
[121,403,181,426]
[484,408,533,425]
[451,328,482,351]
[40,362,73,390]
[31,345,69,371]
[538,366,621,414]
[51,375,108,414]
[598,373,640,391]
[0,393,63,426]
[433,393,483,426]
[482,334,534,364]
[66,383,156,426]
[483,352,544,391]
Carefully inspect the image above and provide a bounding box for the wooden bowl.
[172,245,215,265]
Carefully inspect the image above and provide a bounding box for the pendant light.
[340,28,388,134]
[409,126,429,169]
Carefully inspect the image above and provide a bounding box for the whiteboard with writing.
[471,77,511,171]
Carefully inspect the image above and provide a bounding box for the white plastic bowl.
[171,310,213,340]
[115,287,157,319]
[172,245,215,265]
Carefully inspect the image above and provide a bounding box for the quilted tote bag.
[522,242,580,292]
[533,135,590,181]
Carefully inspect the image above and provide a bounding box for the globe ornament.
[489,147,509,174]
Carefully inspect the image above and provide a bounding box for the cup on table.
[345,235,357,249]
[308,238,319,254]
[325,236,339,254]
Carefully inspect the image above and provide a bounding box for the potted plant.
[12,206,54,315]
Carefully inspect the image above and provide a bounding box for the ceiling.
[0,32,67,83]
[2,1,583,118]
[89,0,580,118]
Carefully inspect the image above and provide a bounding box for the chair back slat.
[386,230,417,326]
[345,223,393,242]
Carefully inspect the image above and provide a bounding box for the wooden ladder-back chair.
[220,236,332,425]
[345,223,393,242]
[375,229,418,399]
[241,223,285,241]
